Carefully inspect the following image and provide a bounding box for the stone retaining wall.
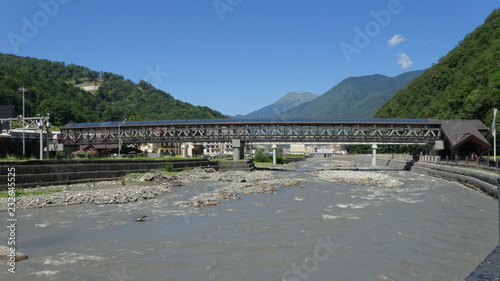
[0,159,219,190]
[218,160,255,172]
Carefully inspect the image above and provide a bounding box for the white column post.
[371,144,378,168]
[38,118,43,160]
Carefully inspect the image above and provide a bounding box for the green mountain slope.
[279,70,424,118]
[375,8,500,126]
[240,92,318,118]
[0,53,226,126]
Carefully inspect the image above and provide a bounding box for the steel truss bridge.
[60,118,443,145]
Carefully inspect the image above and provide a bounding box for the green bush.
[276,155,285,164]
[253,148,285,164]
[254,149,270,163]
[164,162,175,172]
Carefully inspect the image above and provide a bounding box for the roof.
[60,118,433,129]
[440,120,491,149]
[71,144,119,154]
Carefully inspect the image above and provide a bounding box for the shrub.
[164,162,175,172]
[254,149,270,163]
[276,155,285,164]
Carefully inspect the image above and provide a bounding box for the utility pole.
[18,87,28,157]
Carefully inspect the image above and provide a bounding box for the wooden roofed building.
[439,120,491,158]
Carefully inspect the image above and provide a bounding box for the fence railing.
[436,156,500,171]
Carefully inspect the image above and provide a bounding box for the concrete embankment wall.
[0,159,222,190]
[378,154,498,199]
[407,161,498,198]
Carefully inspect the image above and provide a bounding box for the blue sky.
[1,1,498,116]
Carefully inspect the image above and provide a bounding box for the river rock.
[138,172,178,182]
[0,245,28,262]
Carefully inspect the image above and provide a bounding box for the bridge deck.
[60,118,443,145]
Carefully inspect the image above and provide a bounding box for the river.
[1,157,498,280]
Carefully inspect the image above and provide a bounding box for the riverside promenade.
[466,245,500,280]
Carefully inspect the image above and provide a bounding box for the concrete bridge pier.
[372,144,378,168]
[232,139,245,161]
[182,144,188,158]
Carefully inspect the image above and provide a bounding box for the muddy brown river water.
[1,157,498,280]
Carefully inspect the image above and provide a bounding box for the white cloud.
[388,34,405,47]
[396,52,413,69]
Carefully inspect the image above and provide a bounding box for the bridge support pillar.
[272,144,277,164]
[232,139,245,161]
[182,144,189,158]
[371,144,378,168]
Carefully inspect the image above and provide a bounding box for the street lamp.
[18,87,28,156]
[118,119,127,158]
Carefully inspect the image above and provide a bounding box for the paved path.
[466,244,500,280]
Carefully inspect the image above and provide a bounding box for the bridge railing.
[436,156,500,171]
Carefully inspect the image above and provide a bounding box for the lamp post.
[18,87,28,156]
[118,119,127,158]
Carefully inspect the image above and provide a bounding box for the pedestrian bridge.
[61,118,445,145]
[60,118,491,163]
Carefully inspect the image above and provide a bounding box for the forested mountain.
[0,54,226,126]
[278,70,423,118]
[375,9,500,127]
[237,92,318,118]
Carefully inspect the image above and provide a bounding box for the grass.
[0,155,39,161]
[253,162,276,166]
[0,188,63,198]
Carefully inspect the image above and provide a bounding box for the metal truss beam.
[61,121,442,145]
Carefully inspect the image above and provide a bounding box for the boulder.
[0,245,28,262]
[139,172,178,182]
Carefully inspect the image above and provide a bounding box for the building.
[439,119,491,158]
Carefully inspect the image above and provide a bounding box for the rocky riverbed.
[173,179,303,208]
[0,182,175,210]
[0,160,402,212]
[311,170,404,188]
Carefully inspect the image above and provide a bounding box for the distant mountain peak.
[238,92,318,118]
[275,92,318,105]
